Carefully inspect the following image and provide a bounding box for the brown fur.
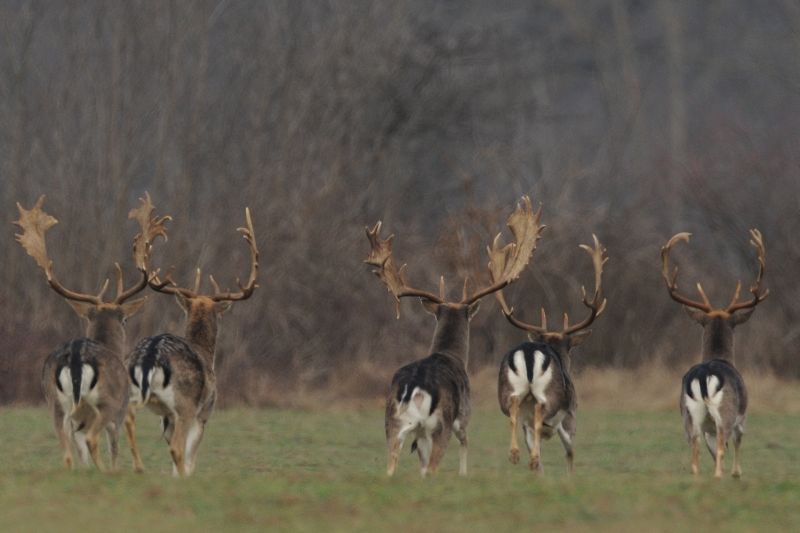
[42,305,141,471]
[126,295,229,476]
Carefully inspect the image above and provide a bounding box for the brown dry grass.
[471,363,800,414]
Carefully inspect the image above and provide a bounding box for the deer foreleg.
[124,408,145,473]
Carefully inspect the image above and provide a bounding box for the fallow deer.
[125,208,258,476]
[494,235,607,473]
[661,230,767,478]
[14,194,166,471]
[365,196,543,477]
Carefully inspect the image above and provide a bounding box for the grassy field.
[1,401,800,532]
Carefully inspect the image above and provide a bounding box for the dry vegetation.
[1,1,800,405]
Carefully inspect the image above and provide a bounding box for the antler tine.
[193,268,202,294]
[491,270,548,335]
[726,228,769,313]
[696,283,712,309]
[128,191,171,273]
[210,207,260,302]
[493,287,548,335]
[97,278,110,301]
[114,263,124,298]
[660,232,713,313]
[363,220,444,318]
[118,192,171,303]
[148,266,195,297]
[463,196,544,305]
[563,234,609,335]
[209,274,222,295]
[14,196,102,305]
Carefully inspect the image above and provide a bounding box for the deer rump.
[499,341,575,437]
[48,339,100,411]
[388,353,469,451]
[128,334,205,408]
[681,359,748,450]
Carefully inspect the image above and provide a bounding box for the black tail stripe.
[524,349,534,383]
[140,336,164,399]
[684,364,726,400]
[69,340,83,403]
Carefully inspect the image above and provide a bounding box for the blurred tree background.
[1,0,798,404]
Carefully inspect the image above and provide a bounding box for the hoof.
[529,457,541,472]
[509,449,520,465]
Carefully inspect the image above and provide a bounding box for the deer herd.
[14,194,766,480]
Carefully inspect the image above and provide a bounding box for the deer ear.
[66,300,93,318]
[467,301,481,319]
[121,297,147,319]
[420,298,439,315]
[683,306,710,325]
[730,307,756,327]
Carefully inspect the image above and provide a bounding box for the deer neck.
[184,311,219,368]
[429,308,470,368]
[701,317,735,362]
[86,318,126,356]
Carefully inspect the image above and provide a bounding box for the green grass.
[1,406,799,532]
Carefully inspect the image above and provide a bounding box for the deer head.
[365,196,544,360]
[495,234,608,362]
[148,208,259,355]
[365,196,544,316]
[661,230,767,361]
[14,193,169,348]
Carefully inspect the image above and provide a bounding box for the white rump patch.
[530,350,553,404]
[506,350,531,397]
[79,364,99,406]
[57,367,73,408]
[394,387,439,445]
[704,375,724,425]
[685,379,708,436]
[149,368,176,412]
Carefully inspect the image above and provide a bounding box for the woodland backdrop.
[1,0,799,404]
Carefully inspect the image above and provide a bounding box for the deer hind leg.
[556,424,574,474]
[714,428,727,479]
[184,420,207,476]
[385,417,406,477]
[426,426,452,476]
[528,403,544,472]
[731,424,743,478]
[169,417,189,478]
[454,423,468,477]
[414,435,433,477]
[124,407,145,473]
[508,396,521,465]
[691,434,701,475]
[106,422,121,472]
[85,415,107,473]
[53,410,74,470]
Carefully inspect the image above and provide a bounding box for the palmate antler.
[661,229,768,315]
[495,234,608,337]
[14,195,165,305]
[365,196,544,318]
[149,208,259,302]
